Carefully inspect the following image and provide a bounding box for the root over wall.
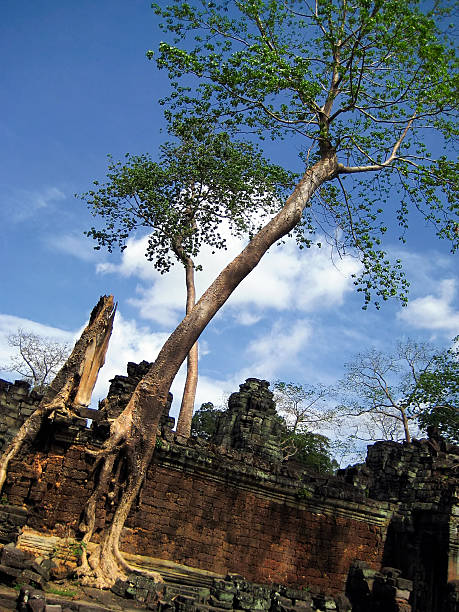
[0,371,457,612]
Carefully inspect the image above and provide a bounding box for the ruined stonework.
[0,370,457,612]
[213,378,285,462]
[0,380,42,450]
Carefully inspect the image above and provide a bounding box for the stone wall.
[0,379,42,449]
[0,371,457,612]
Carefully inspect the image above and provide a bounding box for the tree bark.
[176,257,198,438]
[401,408,411,443]
[0,295,116,493]
[81,154,338,587]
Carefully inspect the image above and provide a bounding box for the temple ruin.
[0,362,457,611]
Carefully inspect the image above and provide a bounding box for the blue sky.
[1,1,458,436]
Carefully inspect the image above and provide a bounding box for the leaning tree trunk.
[0,295,116,493]
[78,154,339,588]
[175,257,198,438]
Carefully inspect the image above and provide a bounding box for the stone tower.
[212,378,284,462]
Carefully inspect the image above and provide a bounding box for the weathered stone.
[21,568,46,588]
[28,601,46,612]
[1,543,29,568]
[110,578,127,597]
[0,563,22,580]
[24,560,50,581]
[334,593,352,612]
[397,578,413,591]
[212,378,285,461]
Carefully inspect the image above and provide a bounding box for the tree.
[337,339,458,444]
[81,122,294,437]
[273,381,336,433]
[1,329,71,392]
[3,0,457,588]
[280,427,339,473]
[414,338,458,443]
[190,402,222,440]
[272,381,339,471]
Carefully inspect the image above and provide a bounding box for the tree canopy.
[414,338,459,443]
[81,121,295,274]
[152,0,458,307]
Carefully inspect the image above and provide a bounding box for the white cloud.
[95,229,361,327]
[241,318,312,380]
[3,186,66,222]
[230,240,361,313]
[235,311,263,326]
[47,233,102,262]
[397,278,459,335]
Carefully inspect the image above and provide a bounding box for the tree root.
[0,379,74,493]
[77,537,163,589]
[0,295,115,494]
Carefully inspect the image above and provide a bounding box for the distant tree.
[414,338,458,443]
[190,402,222,440]
[273,381,336,433]
[338,339,458,444]
[273,382,339,472]
[1,329,70,392]
[81,121,294,438]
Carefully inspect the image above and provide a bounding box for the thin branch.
[338,113,416,174]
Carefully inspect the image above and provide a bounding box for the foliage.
[414,338,458,443]
[337,339,459,444]
[281,426,339,473]
[190,402,222,440]
[44,585,78,598]
[151,0,458,308]
[1,329,70,392]
[80,121,295,273]
[273,381,339,471]
[52,538,87,562]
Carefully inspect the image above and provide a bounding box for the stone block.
[21,568,46,588]
[28,601,46,612]
[0,595,16,610]
[396,578,413,591]
[1,543,28,568]
[292,601,312,611]
[111,578,127,597]
[396,588,411,601]
[209,595,234,609]
[334,594,352,612]
[24,560,50,581]
[0,563,22,580]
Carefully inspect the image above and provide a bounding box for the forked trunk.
[0,295,116,493]
[82,155,338,588]
[176,257,198,438]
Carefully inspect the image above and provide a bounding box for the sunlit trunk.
[176,258,198,437]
